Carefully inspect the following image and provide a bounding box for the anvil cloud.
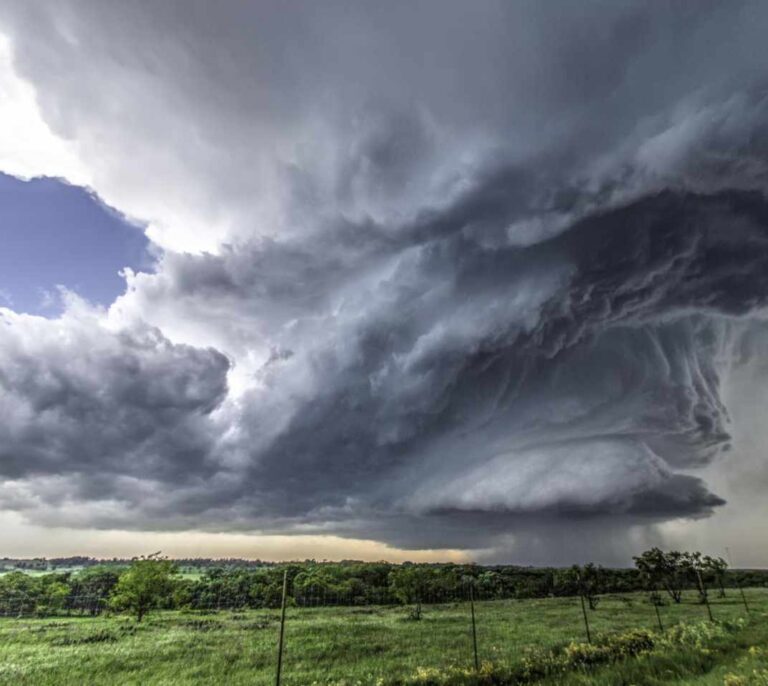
[2,0,768,562]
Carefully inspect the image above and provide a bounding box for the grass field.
[0,589,765,685]
[0,567,203,578]
[0,569,77,577]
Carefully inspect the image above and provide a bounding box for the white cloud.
[0,34,88,184]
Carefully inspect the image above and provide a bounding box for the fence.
[0,578,752,620]
[0,593,108,618]
[1,584,758,686]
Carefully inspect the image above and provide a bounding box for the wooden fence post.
[653,601,664,632]
[695,569,714,622]
[469,581,479,672]
[275,569,288,686]
[577,572,592,644]
[726,548,750,615]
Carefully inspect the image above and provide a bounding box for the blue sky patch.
[0,173,150,314]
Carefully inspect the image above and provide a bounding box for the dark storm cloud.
[231,192,767,517]
[0,307,229,482]
[93,185,768,551]
[2,0,768,558]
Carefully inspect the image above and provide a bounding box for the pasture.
[0,588,765,685]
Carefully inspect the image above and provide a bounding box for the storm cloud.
[2,0,768,561]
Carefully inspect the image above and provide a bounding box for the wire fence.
[0,594,108,618]
[0,584,761,685]
[0,587,507,617]
[0,580,753,617]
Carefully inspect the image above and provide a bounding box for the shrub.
[388,620,741,686]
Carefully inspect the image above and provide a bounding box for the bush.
[386,620,742,686]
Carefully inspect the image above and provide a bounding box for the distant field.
[177,569,204,580]
[0,589,765,685]
[0,569,82,577]
[0,567,203,579]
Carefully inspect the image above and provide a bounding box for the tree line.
[0,549,765,622]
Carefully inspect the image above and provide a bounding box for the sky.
[1,0,768,566]
[0,172,148,314]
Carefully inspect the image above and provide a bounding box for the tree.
[633,548,686,604]
[110,554,179,622]
[38,577,70,616]
[389,565,431,605]
[561,564,603,610]
[703,556,728,598]
[681,551,718,605]
[71,567,121,615]
[0,571,40,616]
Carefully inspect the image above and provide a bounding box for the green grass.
[528,615,768,686]
[0,589,765,685]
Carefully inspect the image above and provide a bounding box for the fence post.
[653,601,664,632]
[275,569,288,686]
[737,580,750,615]
[695,569,714,622]
[469,581,479,672]
[737,583,750,614]
[726,548,750,615]
[577,573,591,644]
